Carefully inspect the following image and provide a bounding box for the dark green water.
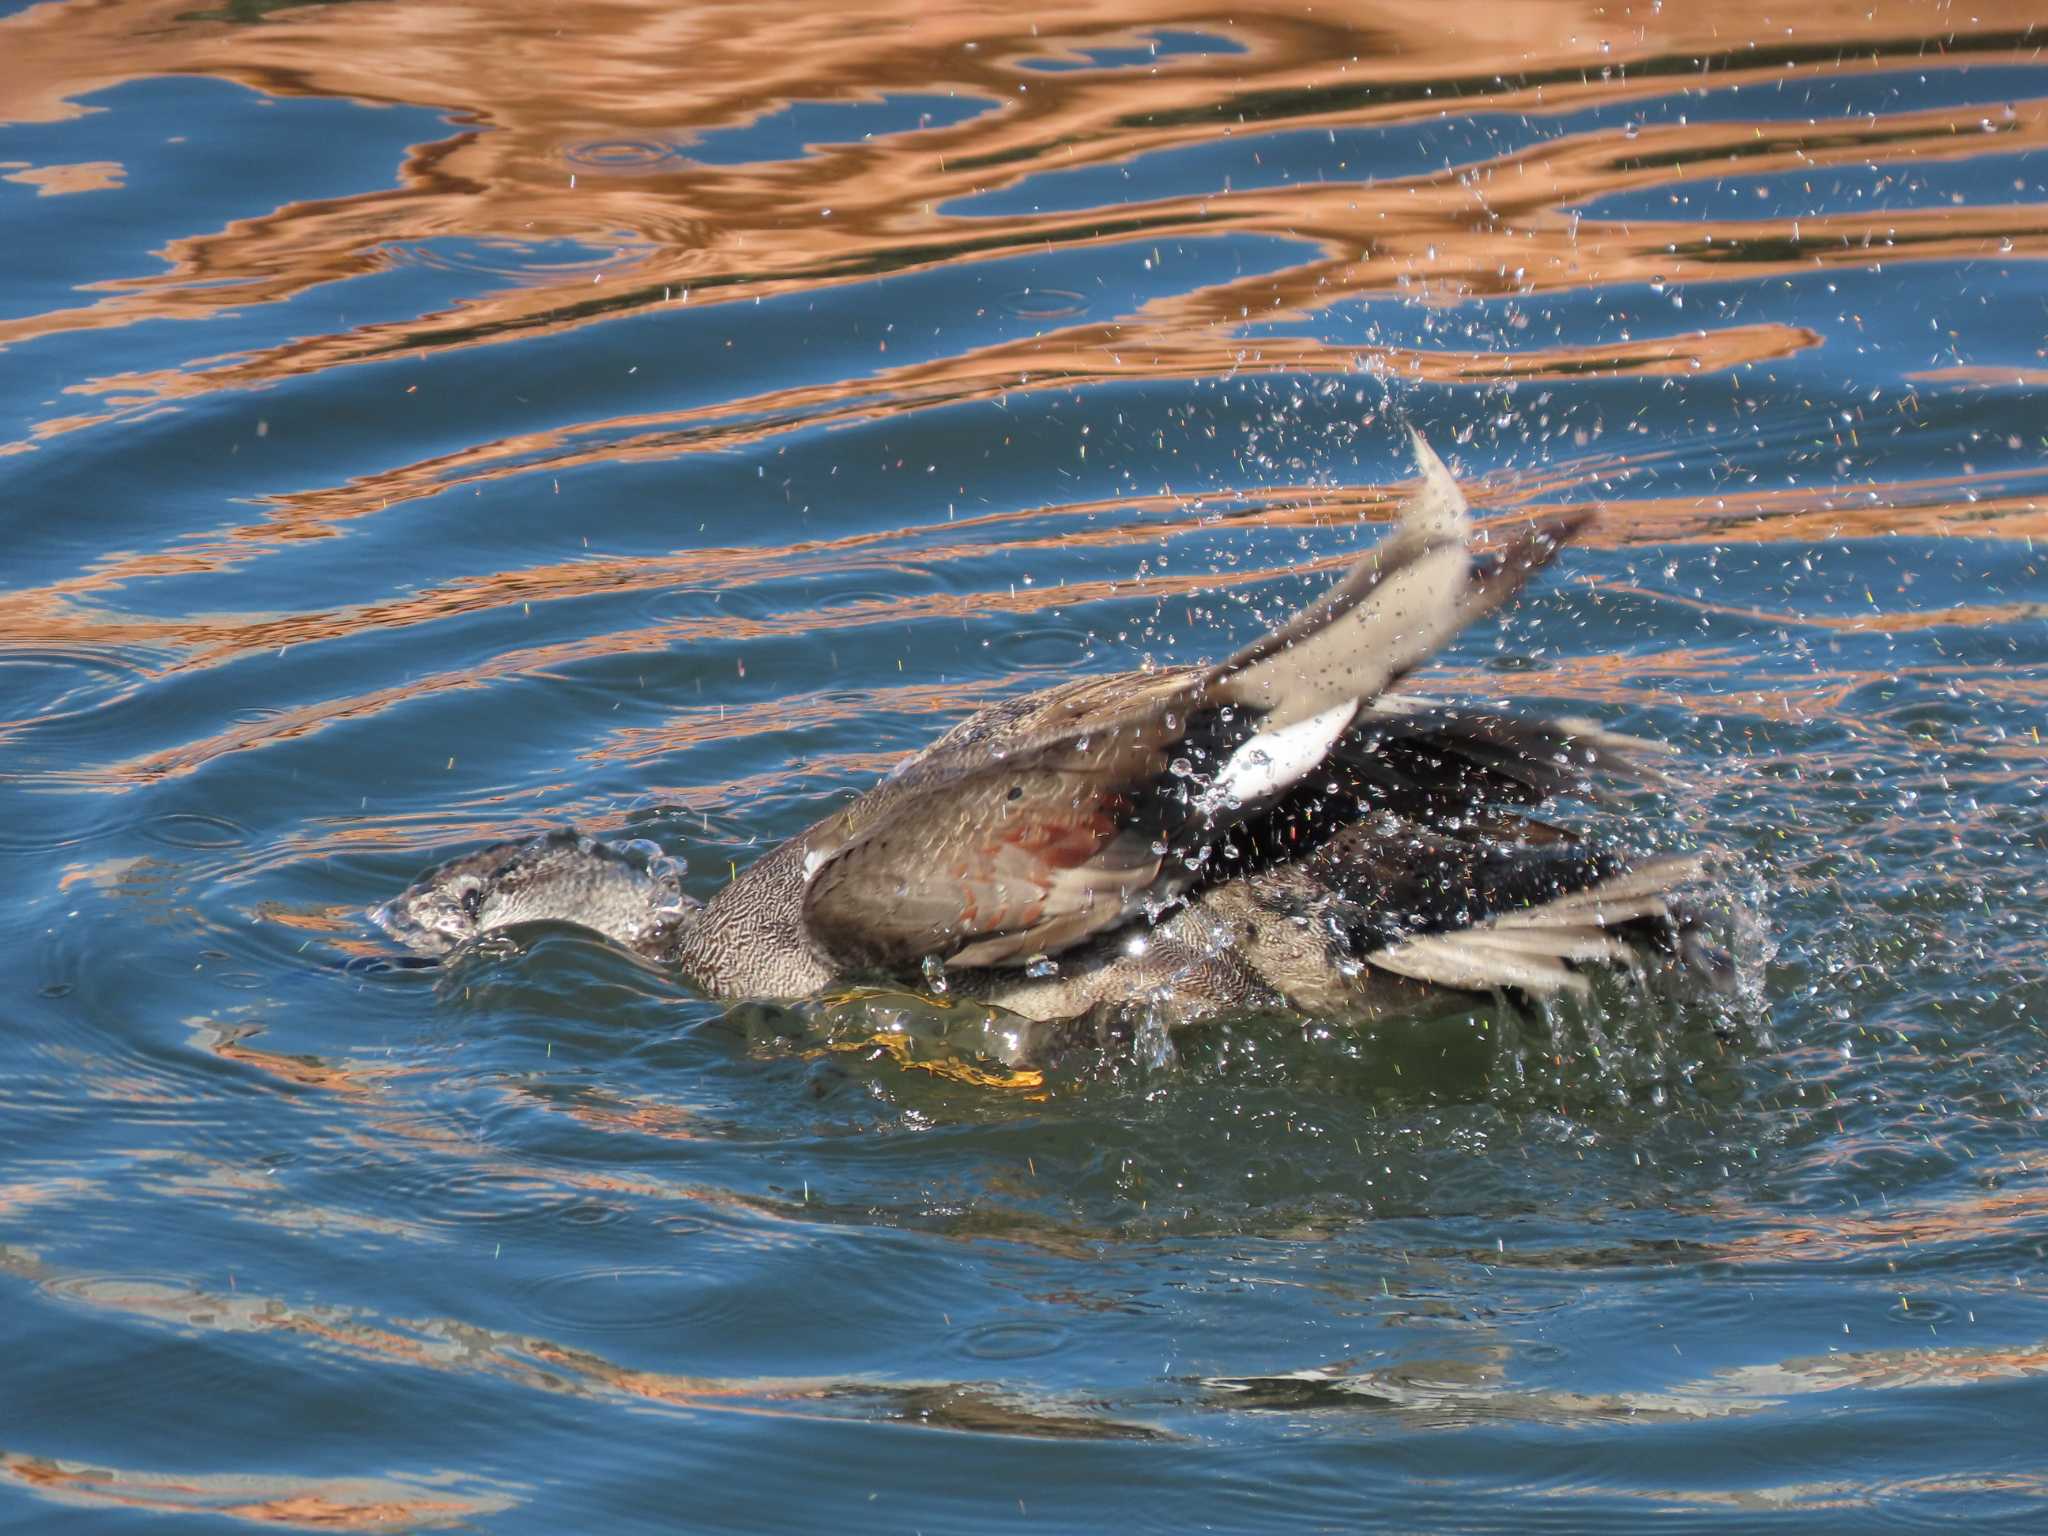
[2,2,2046,1530]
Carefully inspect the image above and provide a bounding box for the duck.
[374,430,1714,1038]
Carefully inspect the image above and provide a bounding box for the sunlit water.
[2,1,2046,1529]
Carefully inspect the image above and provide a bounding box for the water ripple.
[3,0,2047,1527]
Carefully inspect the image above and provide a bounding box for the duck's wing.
[1284,814,1711,997]
[797,666,1209,966]
[800,431,1589,971]
[1334,695,1676,814]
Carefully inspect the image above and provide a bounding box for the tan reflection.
[3,447,2042,766]
[126,1142,452,1247]
[1587,579,2048,638]
[0,1177,92,1218]
[1209,1328,2048,1426]
[1706,1154,2048,1270]
[0,1451,513,1532]
[1556,1474,2048,1513]
[4,450,2031,794]
[39,540,2045,797]
[550,1092,710,1143]
[1714,1340,2048,1397]
[197,1023,408,1098]
[183,1007,1126,1259]
[0,0,2034,708]
[252,903,365,937]
[0,485,1365,685]
[169,321,1813,564]
[0,0,2036,451]
[187,1017,737,1201]
[1,160,124,195]
[1912,364,2048,390]
[2,1242,1157,1440]
[0,0,2035,799]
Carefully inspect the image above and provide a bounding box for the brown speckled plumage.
[375,432,1712,1035]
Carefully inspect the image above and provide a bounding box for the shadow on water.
[2,0,2047,1530]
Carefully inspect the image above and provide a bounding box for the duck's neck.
[664,839,839,999]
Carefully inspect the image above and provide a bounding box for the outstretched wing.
[800,431,1590,971]
[796,669,1202,968]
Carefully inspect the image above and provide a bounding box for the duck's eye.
[459,885,485,922]
[1007,785,1023,802]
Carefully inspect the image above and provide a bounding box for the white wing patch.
[1197,699,1358,815]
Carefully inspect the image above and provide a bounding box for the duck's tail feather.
[1360,854,1713,997]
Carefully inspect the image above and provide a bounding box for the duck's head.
[370,828,697,959]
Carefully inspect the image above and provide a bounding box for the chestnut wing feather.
[800,671,1199,969]
[803,766,1164,969]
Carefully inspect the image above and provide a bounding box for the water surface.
[2,1,2046,1530]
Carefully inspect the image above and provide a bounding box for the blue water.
[2,2,2046,1530]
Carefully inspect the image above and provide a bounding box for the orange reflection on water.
[1705,1154,2048,1272]
[142,320,1813,568]
[1588,579,2048,639]
[0,1177,92,1218]
[0,0,2037,450]
[0,159,124,196]
[1912,364,2048,390]
[4,1240,1142,1441]
[2,441,2040,763]
[18,499,2042,794]
[0,1451,514,1532]
[0,0,2037,803]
